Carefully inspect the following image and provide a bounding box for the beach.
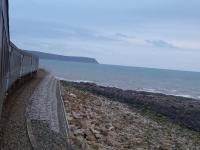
[61,80,200,150]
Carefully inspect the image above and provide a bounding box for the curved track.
[0,71,46,150]
[26,74,69,150]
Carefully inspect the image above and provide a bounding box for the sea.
[40,59,200,100]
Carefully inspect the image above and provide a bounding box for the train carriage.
[0,0,39,118]
[0,0,10,116]
[20,51,32,76]
[8,43,22,88]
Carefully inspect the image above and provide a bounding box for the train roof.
[10,41,39,58]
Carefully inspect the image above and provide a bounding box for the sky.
[9,0,200,72]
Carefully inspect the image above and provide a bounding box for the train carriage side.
[8,42,22,88]
[31,51,38,73]
[20,50,35,77]
[0,0,39,118]
[8,43,39,93]
[0,0,10,117]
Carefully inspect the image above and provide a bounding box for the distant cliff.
[26,51,99,64]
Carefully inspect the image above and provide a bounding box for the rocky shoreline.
[61,81,200,132]
[61,81,200,149]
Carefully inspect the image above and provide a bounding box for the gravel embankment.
[0,70,69,150]
[0,70,46,150]
[27,74,69,149]
[61,81,200,150]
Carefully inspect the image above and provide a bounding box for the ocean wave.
[139,88,159,93]
[136,88,197,99]
[73,80,95,83]
[170,89,177,92]
[138,87,170,94]
[174,94,194,98]
[56,76,95,83]
[56,76,199,100]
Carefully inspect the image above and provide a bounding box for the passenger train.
[0,0,39,117]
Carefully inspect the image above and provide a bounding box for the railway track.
[25,73,69,150]
[0,71,46,149]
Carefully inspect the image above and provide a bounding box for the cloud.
[10,19,119,42]
[115,33,135,39]
[145,40,177,49]
[54,28,129,42]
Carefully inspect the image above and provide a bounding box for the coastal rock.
[86,133,96,142]
[80,120,89,129]
[63,81,200,132]
[100,128,109,136]
[61,82,200,150]
[94,133,102,140]
[72,112,82,119]
[74,129,85,136]
[69,93,77,98]
[90,128,100,135]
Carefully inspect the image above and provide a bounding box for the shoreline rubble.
[61,81,200,150]
[62,81,200,132]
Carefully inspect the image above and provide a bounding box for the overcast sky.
[9,0,200,72]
